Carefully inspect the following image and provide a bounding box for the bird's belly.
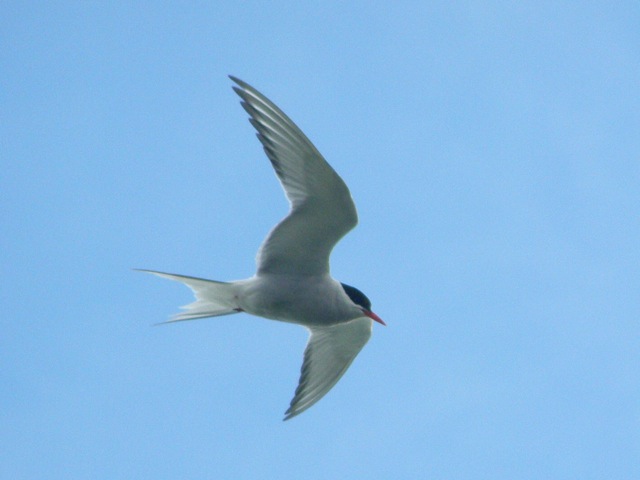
[237,275,354,326]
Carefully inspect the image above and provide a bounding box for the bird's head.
[340,283,386,326]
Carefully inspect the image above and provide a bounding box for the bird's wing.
[230,76,358,276]
[284,317,372,420]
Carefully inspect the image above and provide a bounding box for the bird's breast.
[237,274,357,326]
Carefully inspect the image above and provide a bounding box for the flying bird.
[139,76,385,420]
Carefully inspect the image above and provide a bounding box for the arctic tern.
[140,76,385,420]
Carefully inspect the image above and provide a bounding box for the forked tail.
[136,269,241,322]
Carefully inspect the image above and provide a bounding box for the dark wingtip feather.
[228,75,246,88]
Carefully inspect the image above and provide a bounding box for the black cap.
[340,283,372,311]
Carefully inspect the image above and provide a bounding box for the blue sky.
[2,2,639,478]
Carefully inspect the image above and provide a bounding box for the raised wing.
[230,76,358,275]
[284,317,372,420]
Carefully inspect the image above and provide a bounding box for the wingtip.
[282,410,296,421]
[229,75,248,90]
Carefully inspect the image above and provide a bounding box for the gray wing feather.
[230,76,358,275]
[284,317,372,420]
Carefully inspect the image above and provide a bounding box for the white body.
[239,274,364,326]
